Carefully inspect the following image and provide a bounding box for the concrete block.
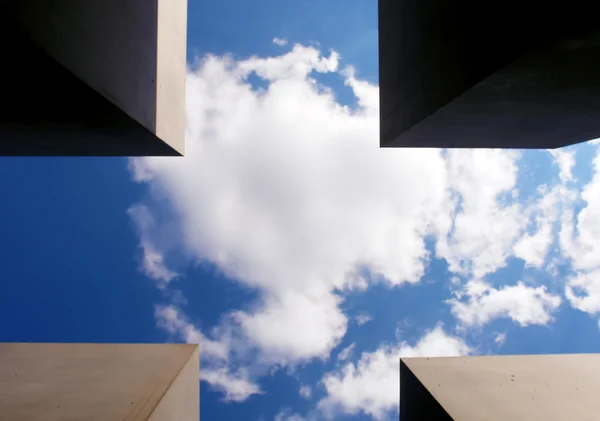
[0,343,199,421]
[401,353,600,421]
[0,0,187,156]
[379,0,600,149]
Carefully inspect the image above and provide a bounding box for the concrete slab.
[0,0,186,156]
[401,354,600,421]
[0,343,199,421]
[379,0,600,149]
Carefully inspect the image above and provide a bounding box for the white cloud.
[202,368,262,402]
[494,332,507,346]
[273,37,288,47]
[565,271,600,314]
[549,149,576,183]
[434,149,524,279]
[237,44,340,81]
[233,287,347,365]
[138,240,178,285]
[444,157,573,326]
[337,343,356,361]
[511,150,580,271]
[318,325,470,420]
[560,152,600,271]
[155,305,261,401]
[560,150,600,315]
[299,385,312,399]
[449,279,561,327]
[355,313,373,326]
[127,205,178,285]
[513,184,571,268]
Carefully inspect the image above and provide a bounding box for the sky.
[2,1,600,420]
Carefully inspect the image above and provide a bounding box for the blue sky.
[2,1,600,421]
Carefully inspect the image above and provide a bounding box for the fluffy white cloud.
[560,151,600,271]
[233,287,347,365]
[550,149,576,184]
[129,44,455,368]
[443,150,578,326]
[155,305,261,401]
[449,279,561,327]
[434,149,524,279]
[513,184,572,268]
[560,148,600,315]
[565,271,600,314]
[318,326,470,420]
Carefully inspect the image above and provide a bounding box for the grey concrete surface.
[379,0,600,149]
[0,0,186,156]
[401,354,600,421]
[0,343,199,421]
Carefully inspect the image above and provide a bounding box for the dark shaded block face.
[400,360,454,421]
[0,0,183,156]
[379,0,600,149]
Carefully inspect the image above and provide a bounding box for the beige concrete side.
[148,345,199,421]
[156,0,188,156]
[404,353,600,421]
[0,343,197,421]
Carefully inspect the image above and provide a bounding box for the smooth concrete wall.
[0,343,199,421]
[156,0,188,156]
[0,0,186,156]
[148,345,200,421]
[402,354,600,421]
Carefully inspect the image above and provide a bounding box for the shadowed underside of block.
[0,0,186,156]
[379,0,600,149]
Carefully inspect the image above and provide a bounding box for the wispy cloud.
[355,313,373,326]
[495,332,507,346]
[299,385,312,399]
[127,205,178,286]
[449,279,561,328]
[319,325,470,420]
[336,343,355,361]
[273,37,288,46]
[155,305,262,401]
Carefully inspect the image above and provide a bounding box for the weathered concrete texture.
[0,0,186,156]
[0,343,199,421]
[401,354,600,421]
[379,0,600,149]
